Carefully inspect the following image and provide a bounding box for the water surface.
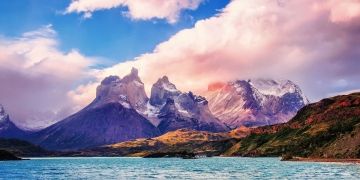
[1,157,359,179]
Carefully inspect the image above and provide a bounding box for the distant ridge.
[206,79,308,128]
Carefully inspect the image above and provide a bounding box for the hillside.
[0,138,49,157]
[75,128,250,157]
[224,93,360,159]
[0,150,22,161]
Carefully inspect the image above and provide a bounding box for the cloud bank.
[66,0,203,23]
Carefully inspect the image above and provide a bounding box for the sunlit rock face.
[94,67,149,111]
[206,79,308,128]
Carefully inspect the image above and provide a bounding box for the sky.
[0,0,359,129]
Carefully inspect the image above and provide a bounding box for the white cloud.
[66,0,203,23]
[0,25,96,129]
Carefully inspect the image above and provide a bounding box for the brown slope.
[76,128,250,157]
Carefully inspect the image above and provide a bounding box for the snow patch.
[162,82,179,92]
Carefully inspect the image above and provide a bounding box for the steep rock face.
[150,76,181,106]
[149,77,229,133]
[94,67,148,112]
[206,79,308,128]
[0,105,27,139]
[32,69,160,151]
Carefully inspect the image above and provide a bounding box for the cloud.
[327,0,360,23]
[88,0,360,102]
[65,0,203,23]
[0,25,96,129]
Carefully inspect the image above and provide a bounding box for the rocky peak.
[248,79,308,101]
[0,104,9,123]
[0,104,27,139]
[93,68,148,110]
[150,76,181,106]
[122,67,141,83]
[147,76,228,133]
[0,104,5,115]
[206,78,309,128]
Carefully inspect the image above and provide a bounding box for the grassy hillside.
[76,128,250,157]
[224,93,360,158]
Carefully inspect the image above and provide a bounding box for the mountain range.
[0,68,307,151]
[77,93,360,159]
[206,79,308,128]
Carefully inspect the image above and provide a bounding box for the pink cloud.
[66,0,203,23]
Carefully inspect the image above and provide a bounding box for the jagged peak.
[159,76,169,83]
[100,75,121,85]
[122,67,142,83]
[0,104,4,114]
[153,76,179,93]
[95,68,148,107]
[223,78,306,99]
[0,104,9,123]
[131,67,138,76]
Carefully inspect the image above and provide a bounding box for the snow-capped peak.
[206,78,309,128]
[249,79,292,96]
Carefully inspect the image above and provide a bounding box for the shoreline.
[288,157,360,164]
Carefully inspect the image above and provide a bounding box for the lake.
[0,157,359,179]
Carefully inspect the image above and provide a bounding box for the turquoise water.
[1,157,360,179]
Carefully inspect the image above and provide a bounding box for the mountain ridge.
[206,79,308,128]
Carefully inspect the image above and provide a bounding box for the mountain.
[146,76,229,133]
[0,104,28,139]
[32,68,160,151]
[206,79,308,128]
[224,93,360,159]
